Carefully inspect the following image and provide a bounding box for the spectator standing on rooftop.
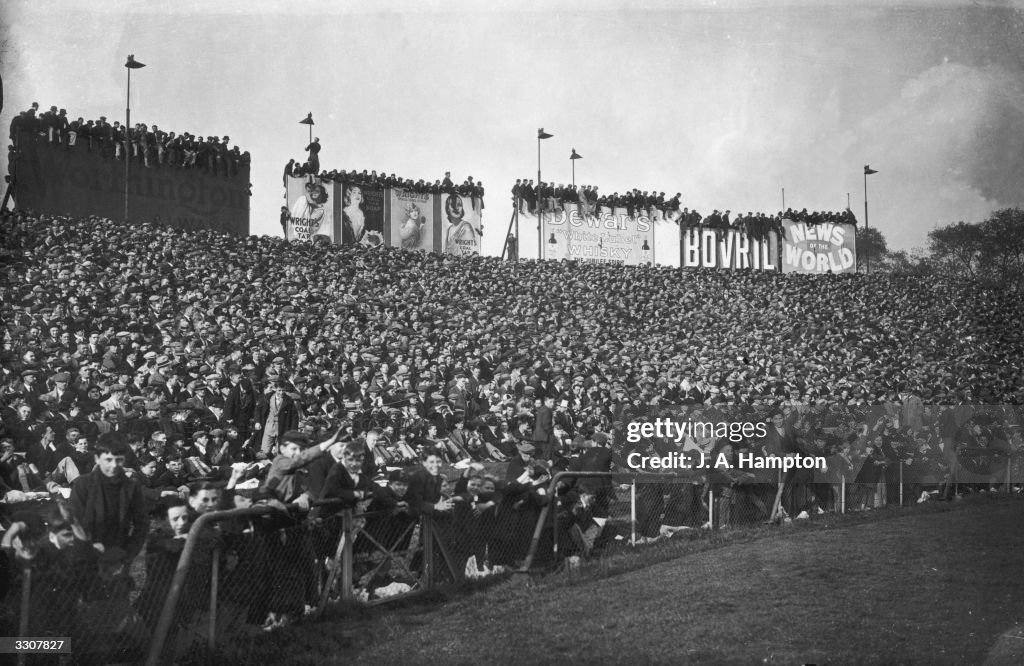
[305,137,321,176]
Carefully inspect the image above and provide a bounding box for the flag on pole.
[570,148,582,160]
[300,113,314,126]
[538,128,553,139]
[864,165,878,175]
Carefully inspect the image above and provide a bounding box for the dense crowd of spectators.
[512,180,857,241]
[513,180,678,216]
[286,149,485,203]
[1,209,1022,651]
[628,403,1023,536]
[1,209,1021,477]
[8,103,251,178]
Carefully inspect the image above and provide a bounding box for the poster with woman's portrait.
[389,188,437,252]
[442,193,481,256]
[342,182,386,247]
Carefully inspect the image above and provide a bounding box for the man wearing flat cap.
[15,369,42,413]
[262,428,344,511]
[41,371,77,412]
[563,431,614,557]
[533,395,559,461]
[224,365,259,447]
[260,380,301,459]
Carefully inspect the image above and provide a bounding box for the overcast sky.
[3,0,1023,257]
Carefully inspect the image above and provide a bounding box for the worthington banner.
[781,219,857,274]
[284,175,481,255]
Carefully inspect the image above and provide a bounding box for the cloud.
[848,60,1024,248]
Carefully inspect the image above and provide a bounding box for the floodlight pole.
[124,55,146,223]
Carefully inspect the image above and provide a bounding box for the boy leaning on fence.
[260,428,344,509]
[255,428,345,629]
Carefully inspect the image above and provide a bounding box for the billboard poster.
[781,220,857,274]
[537,204,654,266]
[285,176,334,242]
[442,193,482,256]
[341,181,386,247]
[680,227,779,271]
[390,188,439,252]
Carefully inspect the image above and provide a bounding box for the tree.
[856,226,888,272]
[874,248,935,276]
[928,208,1024,291]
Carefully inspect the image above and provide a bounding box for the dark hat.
[516,441,536,454]
[192,430,209,440]
[51,372,70,383]
[281,430,312,447]
[387,469,410,483]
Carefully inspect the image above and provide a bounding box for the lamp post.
[124,54,145,223]
[300,112,314,145]
[570,148,582,188]
[864,165,878,274]
[538,128,553,259]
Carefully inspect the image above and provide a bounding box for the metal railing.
[3,449,1015,665]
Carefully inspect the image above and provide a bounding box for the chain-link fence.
[0,449,1016,665]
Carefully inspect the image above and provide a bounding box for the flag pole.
[537,128,553,260]
[863,166,877,275]
[864,169,869,274]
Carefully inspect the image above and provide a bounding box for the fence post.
[341,510,354,601]
[708,487,714,530]
[422,515,434,591]
[551,488,559,562]
[17,566,30,666]
[630,478,636,546]
[208,547,221,653]
[841,476,846,515]
[899,460,904,507]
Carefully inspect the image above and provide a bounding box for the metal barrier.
[2,451,1015,665]
[142,500,470,665]
[1,541,154,665]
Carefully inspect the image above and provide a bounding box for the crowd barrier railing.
[3,450,1015,665]
[143,498,468,665]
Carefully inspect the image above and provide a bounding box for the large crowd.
[8,103,251,179]
[286,144,485,202]
[511,180,857,240]
[1,209,1022,655]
